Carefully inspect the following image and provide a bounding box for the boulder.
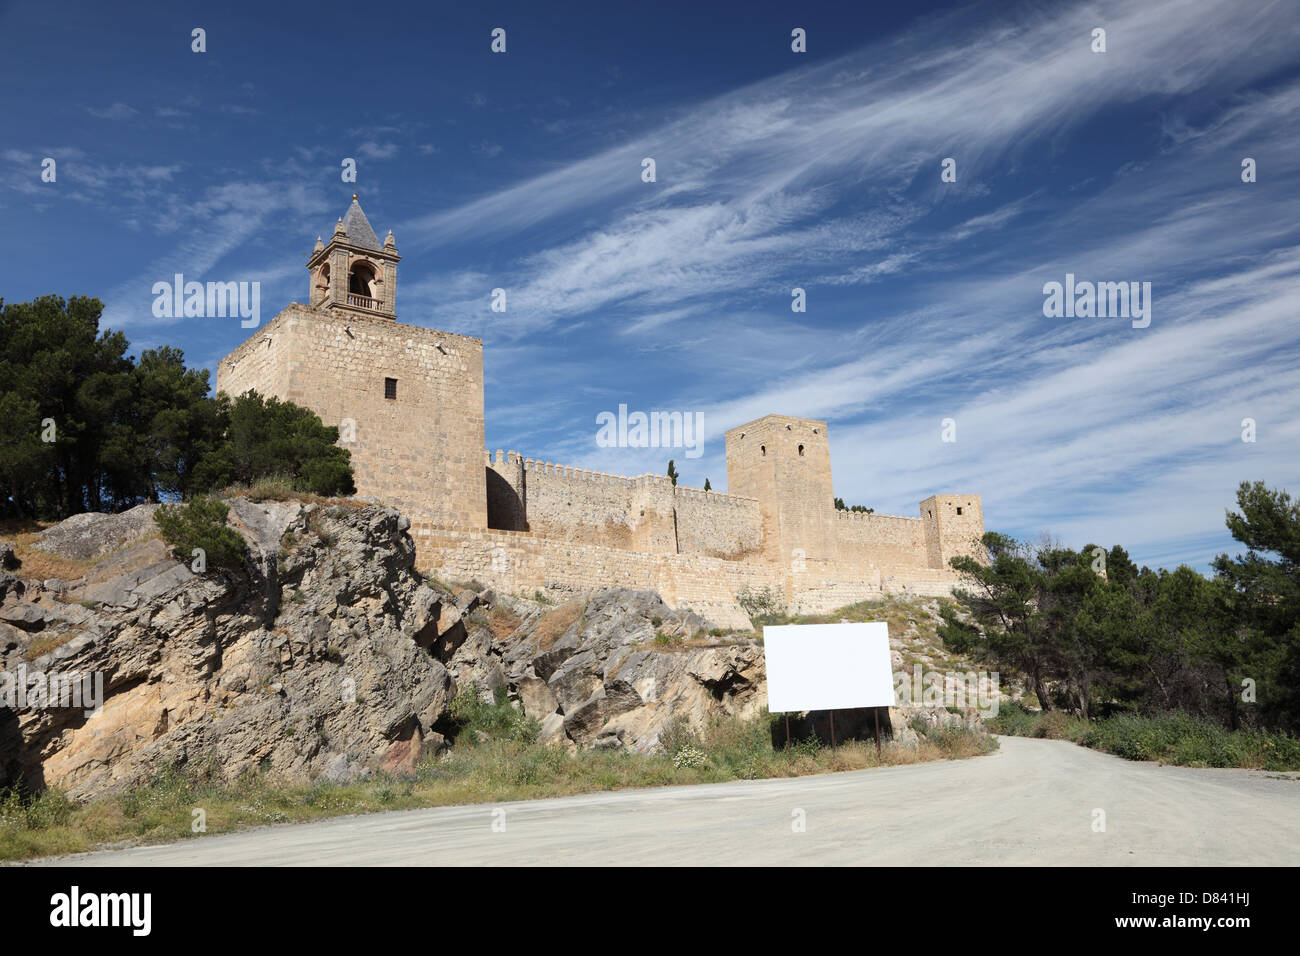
[30,504,159,562]
[516,675,559,720]
[0,603,47,632]
[537,712,568,745]
[2,500,458,799]
[460,587,767,754]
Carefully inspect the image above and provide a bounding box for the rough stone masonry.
[218,196,986,625]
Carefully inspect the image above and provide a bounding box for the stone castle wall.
[672,484,763,559]
[834,510,929,568]
[414,527,774,630]
[522,461,676,552]
[414,527,968,630]
[218,312,295,402]
[446,443,980,624]
[218,303,487,531]
[483,453,763,559]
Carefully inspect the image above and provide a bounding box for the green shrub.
[0,786,75,831]
[990,706,1300,770]
[658,716,700,755]
[672,745,707,769]
[448,684,539,744]
[986,700,1040,736]
[153,496,246,572]
[736,586,787,624]
[1072,712,1299,769]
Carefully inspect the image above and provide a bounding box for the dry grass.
[486,605,522,641]
[2,529,98,581]
[220,476,372,512]
[533,600,585,651]
[22,630,83,661]
[3,513,173,583]
[423,575,454,596]
[220,475,313,503]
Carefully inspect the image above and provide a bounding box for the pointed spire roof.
[340,194,382,251]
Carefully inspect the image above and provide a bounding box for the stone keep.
[725,415,837,567]
[217,196,488,531]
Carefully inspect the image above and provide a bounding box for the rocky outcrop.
[29,503,160,562]
[1,502,456,799]
[443,588,767,753]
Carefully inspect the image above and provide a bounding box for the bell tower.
[220,192,488,541]
[306,194,400,318]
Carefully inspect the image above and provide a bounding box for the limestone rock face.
[1,501,454,799]
[455,588,768,754]
[29,503,160,562]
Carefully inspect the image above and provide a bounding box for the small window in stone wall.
[798,444,805,456]
[957,506,963,515]
[384,377,398,400]
[760,445,766,456]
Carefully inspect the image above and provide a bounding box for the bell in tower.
[306,194,401,318]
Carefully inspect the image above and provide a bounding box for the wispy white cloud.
[85,102,137,120]
[356,141,399,160]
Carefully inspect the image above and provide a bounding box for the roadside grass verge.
[988,701,1300,771]
[0,697,994,862]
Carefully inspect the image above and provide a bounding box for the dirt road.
[33,736,1300,865]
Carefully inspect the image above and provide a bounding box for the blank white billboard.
[762,622,896,713]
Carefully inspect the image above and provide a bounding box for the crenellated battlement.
[481,446,764,557]
[834,510,921,524]
[673,484,758,506]
[483,450,759,507]
[475,432,979,577]
[487,449,671,487]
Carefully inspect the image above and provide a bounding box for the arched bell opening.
[347,260,380,308]
[311,262,331,306]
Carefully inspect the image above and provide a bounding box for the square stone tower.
[920,494,985,568]
[725,414,837,568]
[217,195,487,532]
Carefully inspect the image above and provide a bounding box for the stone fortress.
[218,197,986,627]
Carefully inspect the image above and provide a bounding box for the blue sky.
[2,0,1298,573]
